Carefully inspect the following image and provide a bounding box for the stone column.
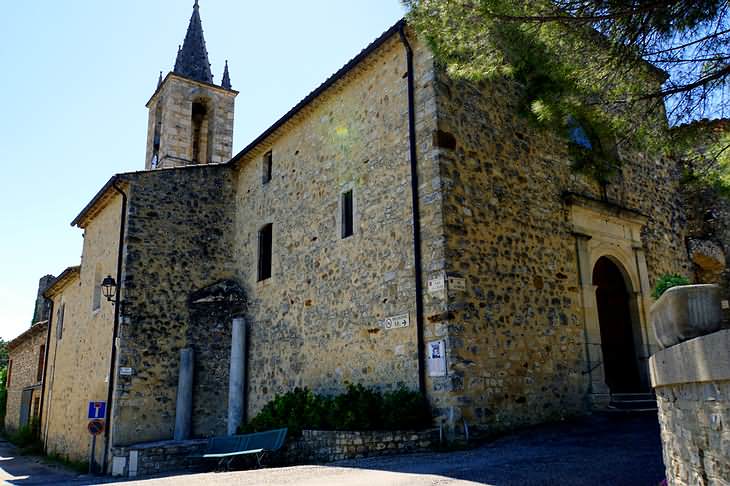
[228,317,246,435]
[173,348,194,441]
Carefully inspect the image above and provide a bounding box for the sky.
[0,1,406,340]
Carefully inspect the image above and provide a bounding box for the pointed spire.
[221,60,232,89]
[157,71,163,88]
[173,1,213,84]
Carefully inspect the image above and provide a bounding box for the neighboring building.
[5,322,48,434]
[37,2,691,474]
[4,275,54,434]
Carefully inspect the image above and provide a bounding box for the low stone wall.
[650,329,730,486]
[284,429,439,464]
[110,439,207,477]
[109,428,438,478]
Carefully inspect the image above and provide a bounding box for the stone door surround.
[565,193,656,402]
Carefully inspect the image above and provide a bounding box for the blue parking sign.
[88,401,106,419]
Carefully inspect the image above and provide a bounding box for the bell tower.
[145,1,237,170]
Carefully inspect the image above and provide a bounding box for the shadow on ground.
[0,413,665,486]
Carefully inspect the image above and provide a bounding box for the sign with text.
[382,313,410,330]
[87,401,106,419]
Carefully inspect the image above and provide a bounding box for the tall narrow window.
[56,303,65,340]
[36,345,45,383]
[92,265,102,312]
[341,190,354,238]
[262,151,273,184]
[6,359,12,388]
[191,101,209,164]
[258,223,273,281]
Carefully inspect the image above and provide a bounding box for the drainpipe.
[398,24,426,395]
[38,301,53,445]
[102,182,127,473]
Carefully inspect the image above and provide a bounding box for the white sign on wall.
[382,313,410,330]
[428,276,445,293]
[427,340,446,377]
[119,367,134,376]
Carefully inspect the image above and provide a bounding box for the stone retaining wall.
[110,439,207,477]
[284,429,439,464]
[109,428,438,478]
[650,329,730,486]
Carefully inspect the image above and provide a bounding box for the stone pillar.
[228,317,246,435]
[173,348,194,441]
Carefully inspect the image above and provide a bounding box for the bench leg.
[256,452,266,468]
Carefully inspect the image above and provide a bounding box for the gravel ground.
[0,413,665,486]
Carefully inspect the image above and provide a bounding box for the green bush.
[652,274,691,299]
[8,417,42,453]
[241,384,431,437]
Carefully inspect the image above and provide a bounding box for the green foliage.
[44,452,89,474]
[7,417,42,453]
[0,367,6,432]
[242,384,431,437]
[675,122,730,198]
[652,274,691,299]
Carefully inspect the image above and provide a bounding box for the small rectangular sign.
[428,276,445,293]
[382,313,409,330]
[427,340,446,377]
[119,367,134,376]
[447,277,466,291]
[88,401,106,419]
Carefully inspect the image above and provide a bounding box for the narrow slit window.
[263,151,273,184]
[36,345,45,383]
[258,223,273,281]
[341,190,354,238]
[56,303,65,340]
[6,360,12,388]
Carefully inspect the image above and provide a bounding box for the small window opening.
[56,303,65,340]
[92,265,102,312]
[263,151,273,184]
[258,223,273,281]
[36,344,45,383]
[567,116,593,150]
[341,190,354,238]
[7,359,12,388]
[433,130,457,150]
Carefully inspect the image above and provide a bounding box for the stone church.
[35,1,690,474]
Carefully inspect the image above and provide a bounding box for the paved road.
[0,414,665,486]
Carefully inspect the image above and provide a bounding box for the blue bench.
[200,428,288,469]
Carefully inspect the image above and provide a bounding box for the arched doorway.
[592,256,644,393]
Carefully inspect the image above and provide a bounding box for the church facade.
[36,2,689,472]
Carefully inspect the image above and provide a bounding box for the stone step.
[608,392,657,412]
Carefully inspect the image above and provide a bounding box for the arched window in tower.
[151,99,163,169]
[191,99,211,164]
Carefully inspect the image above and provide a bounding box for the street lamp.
[101,275,117,302]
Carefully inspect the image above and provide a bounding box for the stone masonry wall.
[285,429,438,464]
[655,382,730,485]
[651,329,730,486]
[431,67,689,430]
[5,322,47,434]
[231,31,445,416]
[108,429,437,478]
[114,165,237,446]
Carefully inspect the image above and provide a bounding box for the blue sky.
[0,1,405,340]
